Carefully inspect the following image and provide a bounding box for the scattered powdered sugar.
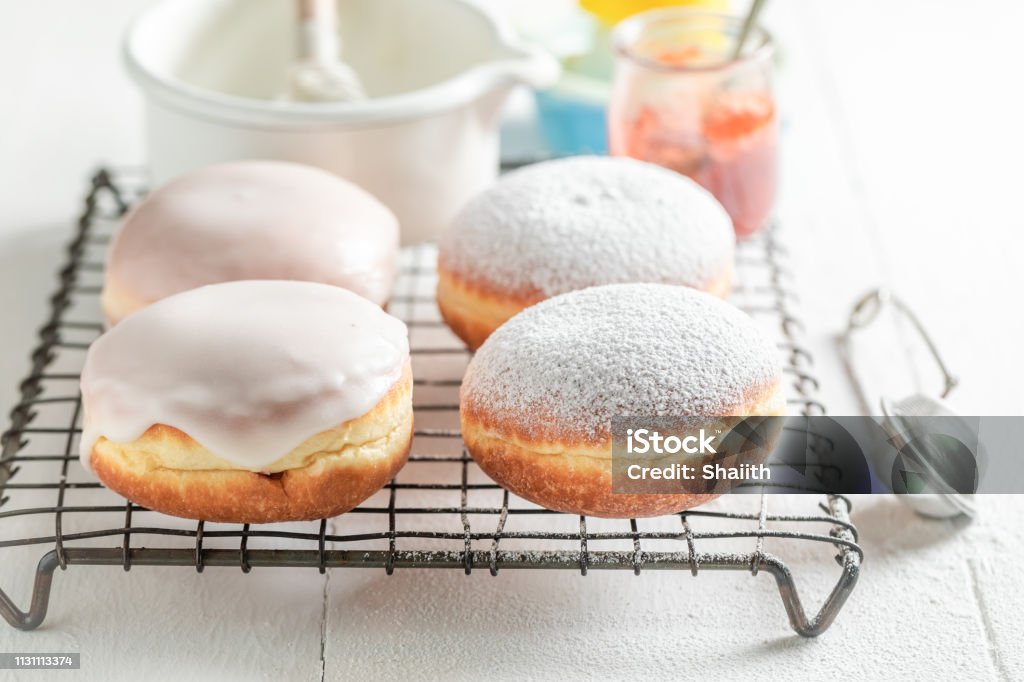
[438,156,734,297]
[462,283,781,442]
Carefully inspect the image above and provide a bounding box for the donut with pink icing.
[81,280,412,523]
[102,161,399,325]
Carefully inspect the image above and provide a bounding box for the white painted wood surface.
[1,1,1023,680]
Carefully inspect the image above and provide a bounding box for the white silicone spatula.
[288,0,368,102]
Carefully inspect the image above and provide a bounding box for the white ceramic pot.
[124,0,559,244]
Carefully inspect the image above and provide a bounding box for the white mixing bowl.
[124,0,559,244]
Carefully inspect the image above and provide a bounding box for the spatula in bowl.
[288,0,367,102]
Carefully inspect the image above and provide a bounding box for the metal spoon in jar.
[732,0,768,59]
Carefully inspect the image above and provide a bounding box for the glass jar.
[609,10,776,238]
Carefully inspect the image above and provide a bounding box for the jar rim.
[612,8,774,74]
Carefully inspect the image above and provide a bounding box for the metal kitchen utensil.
[840,288,975,519]
[733,0,768,59]
[879,394,978,519]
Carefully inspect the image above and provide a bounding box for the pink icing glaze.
[105,161,399,311]
[80,280,410,472]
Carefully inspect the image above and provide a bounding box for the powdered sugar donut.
[437,156,734,349]
[102,161,399,325]
[460,283,784,518]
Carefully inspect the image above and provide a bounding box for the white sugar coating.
[438,156,734,297]
[462,283,782,442]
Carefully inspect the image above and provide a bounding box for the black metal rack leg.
[770,495,861,637]
[765,551,861,637]
[0,550,60,630]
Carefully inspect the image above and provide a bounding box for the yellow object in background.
[580,0,728,26]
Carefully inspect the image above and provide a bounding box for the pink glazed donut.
[102,161,399,325]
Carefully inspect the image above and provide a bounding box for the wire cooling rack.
[0,167,860,635]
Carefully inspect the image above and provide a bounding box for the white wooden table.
[1,1,1022,680]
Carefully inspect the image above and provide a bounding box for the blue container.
[534,73,610,155]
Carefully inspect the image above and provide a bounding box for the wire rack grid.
[0,167,860,635]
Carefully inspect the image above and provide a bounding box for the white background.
[1,1,1023,680]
